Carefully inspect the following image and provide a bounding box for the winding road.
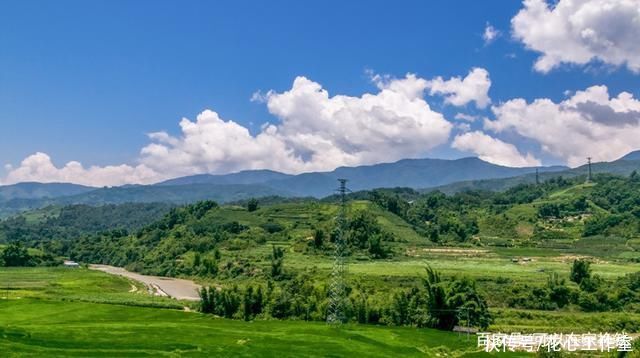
[89,264,201,301]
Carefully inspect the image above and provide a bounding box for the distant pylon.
[327,179,348,325]
[587,157,593,182]
[535,168,540,185]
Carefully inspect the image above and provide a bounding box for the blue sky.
[1,0,639,186]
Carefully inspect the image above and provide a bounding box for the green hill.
[5,172,640,270]
[0,202,174,244]
[434,159,640,194]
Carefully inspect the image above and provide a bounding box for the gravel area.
[90,264,201,301]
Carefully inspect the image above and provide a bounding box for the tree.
[428,228,440,243]
[345,211,391,257]
[312,228,324,248]
[197,255,218,277]
[570,259,591,285]
[199,286,218,314]
[423,267,455,330]
[446,278,492,330]
[1,242,32,267]
[270,245,284,279]
[348,211,380,248]
[243,286,255,321]
[241,285,264,321]
[389,290,412,325]
[247,198,259,212]
[189,200,218,219]
[547,273,571,308]
[422,266,491,330]
[220,286,241,318]
[538,203,561,218]
[367,233,388,259]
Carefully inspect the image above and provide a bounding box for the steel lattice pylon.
[327,179,348,325]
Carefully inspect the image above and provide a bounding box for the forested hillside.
[434,159,640,194]
[5,173,640,269]
[0,203,174,245]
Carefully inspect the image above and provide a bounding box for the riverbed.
[89,264,201,301]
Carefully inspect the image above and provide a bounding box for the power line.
[327,179,349,325]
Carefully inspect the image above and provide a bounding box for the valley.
[5,0,640,355]
[2,159,640,356]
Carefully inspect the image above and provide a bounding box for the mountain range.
[159,157,568,198]
[1,151,639,218]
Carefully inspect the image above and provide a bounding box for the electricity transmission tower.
[587,157,593,182]
[327,179,349,325]
[535,168,540,185]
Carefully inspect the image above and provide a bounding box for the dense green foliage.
[0,203,173,246]
[247,198,259,212]
[0,182,289,218]
[570,259,591,284]
[1,242,31,266]
[0,242,58,267]
[197,266,491,331]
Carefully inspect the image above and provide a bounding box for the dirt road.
[89,264,201,301]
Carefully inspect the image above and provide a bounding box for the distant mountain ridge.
[619,150,640,161]
[151,157,567,198]
[263,157,567,197]
[0,182,95,201]
[434,158,640,194]
[156,169,293,186]
[3,152,640,218]
[0,183,291,218]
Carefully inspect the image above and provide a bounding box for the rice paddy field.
[0,267,519,357]
[1,247,639,356]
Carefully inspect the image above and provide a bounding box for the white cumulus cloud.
[2,74,454,186]
[486,85,640,166]
[140,75,453,177]
[454,113,479,122]
[452,131,541,167]
[425,68,492,109]
[2,152,160,187]
[483,23,500,44]
[512,0,640,73]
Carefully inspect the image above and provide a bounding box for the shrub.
[247,198,259,212]
[570,259,591,285]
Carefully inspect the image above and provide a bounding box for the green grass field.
[0,300,514,357]
[0,267,183,309]
[279,247,639,286]
[0,267,520,357]
[2,259,639,356]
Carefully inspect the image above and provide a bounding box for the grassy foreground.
[0,299,512,357]
[0,267,517,357]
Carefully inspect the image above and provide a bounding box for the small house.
[63,260,80,268]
